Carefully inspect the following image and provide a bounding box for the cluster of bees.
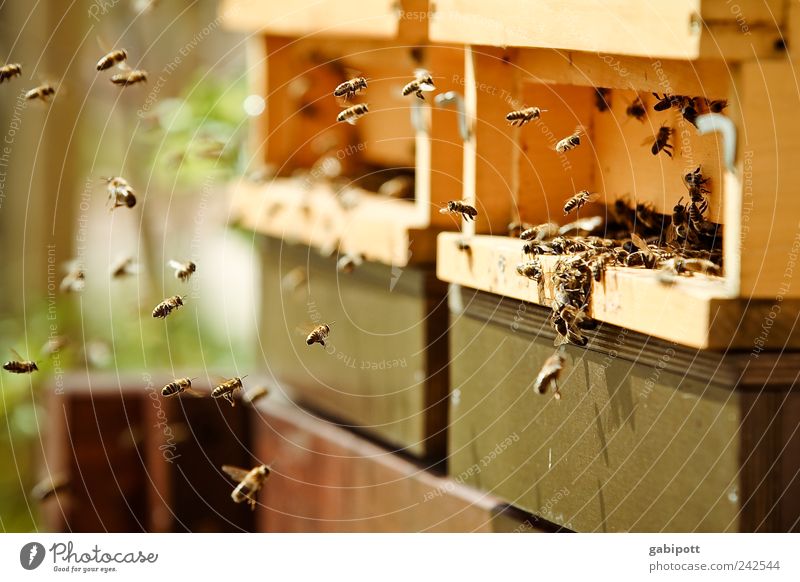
[0,36,292,511]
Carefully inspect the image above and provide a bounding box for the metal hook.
[695,113,737,172]
[435,91,471,141]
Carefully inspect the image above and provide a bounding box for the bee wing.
[95,34,112,54]
[10,348,24,361]
[221,465,250,482]
[167,259,184,270]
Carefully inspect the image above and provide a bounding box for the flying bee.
[624,233,658,269]
[30,474,70,502]
[649,125,673,157]
[651,93,682,111]
[337,253,363,274]
[555,126,584,153]
[212,376,246,407]
[306,324,331,347]
[594,88,611,112]
[506,106,545,127]
[110,69,147,86]
[3,349,38,374]
[684,166,710,199]
[243,385,270,405]
[333,76,367,101]
[222,464,270,510]
[0,63,22,83]
[96,49,127,71]
[563,190,599,215]
[626,97,646,121]
[519,222,559,242]
[161,377,199,398]
[533,349,566,399]
[671,197,689,240]
[708,99,727,113]
[402,69,435,100]
[103,176,136,210]
[336,103,369,125]
[440,200,478,222]
[60,261,85,293]
[168,260,196,282]
[110,256,137,279]
[378,175,415,199]
[25,83,55,102]
[516,258,546,297]
[152,295,184,319]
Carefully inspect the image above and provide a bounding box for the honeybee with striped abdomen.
[161,377,199,398]
[333,76,367,101]
[152,295,184,319]
[649,125,673,157]
[402,69,435,100]
[3,349,38,374]
[306,324,331,347]
[96,49,128,71]
[440,200,478,222]
[222,464,270,510]
[336,103,368,125]
[25,83,55,102]
[168,260,196,282]
[506,106,545,127]
[0,63,22,83]
[563,190,599,215]
[212,376,246,407]
[111,69,147,86]
[555,126,584,153]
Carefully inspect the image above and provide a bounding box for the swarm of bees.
[97,47,147,87]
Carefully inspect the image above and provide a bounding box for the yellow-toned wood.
[430,0,700,59]
[230,178,439,266]
[220,0,401,38]
[736,60,800,298]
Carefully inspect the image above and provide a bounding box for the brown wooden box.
[446,287,800,532]
[258,236,449,459]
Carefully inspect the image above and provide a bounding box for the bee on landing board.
[563,190,599,215]
[168,260,196,282]
[3,349,38,374]
[533,349,566,399]
[96,49,128,71]
[0,63,22,83]
[161,377,199,398]
[336,103,369,125]
[402,69,435,100]
[440,200,478,222]
[555,126,584,153]
[306,324,331,347]
[333,76,367,101]
[212,376,246,407]
[222,464,270,510]
[649,125,673,157]
[505,106,545,127]
[25,83,55,102]
[519,222,559,242]
[152,295,184,319]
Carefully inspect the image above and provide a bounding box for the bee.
[96,49,128,71]
[651,93,682,111]
[402,69,435,100]
[378,175,414,199]
[110,69,147,86]
[110,256,137,279]
[624,233,659,269]
[168,260,196,282]
[649,125,673,157]
[152,295,184,319]
[533,350,566,399]
[505,106,545,127]
[25,83,55,102]
[337,253,363,274]
[708,99,727,113]
[522,241,555,255]
[222,464,270,510]
[625,97,646,121]
[161,377,198,398]
[507,221,533,238]
[594,88,611,112]
[104,176,136,210]
[519,222,559,241]
[555,126,583,153]
[60,261,85,293]
[30,474,69,502]
[336,103,369,125]
[687,199,708,233]
[3,348,38,374]
[684,166,711,200]
[0,63,22,83]
[333,76,367,101]
[552,304,589,347]
[306,324,331,347]
[212,376,246,407]
[563,190,599,215]
[243,385,270,405]
[516,259,543,280]
[661,257,721,278]
[440,200,478,221]
[671,197,690,240]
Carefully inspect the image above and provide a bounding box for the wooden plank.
[437,232,800,349]
[258,238,449,459]
[447,288,800,531]
[736,60,800,298]
[229,178,441,266]
[220,0,401,38]
[252,400,543,532]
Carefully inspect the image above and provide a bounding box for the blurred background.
[0,0,255,531]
